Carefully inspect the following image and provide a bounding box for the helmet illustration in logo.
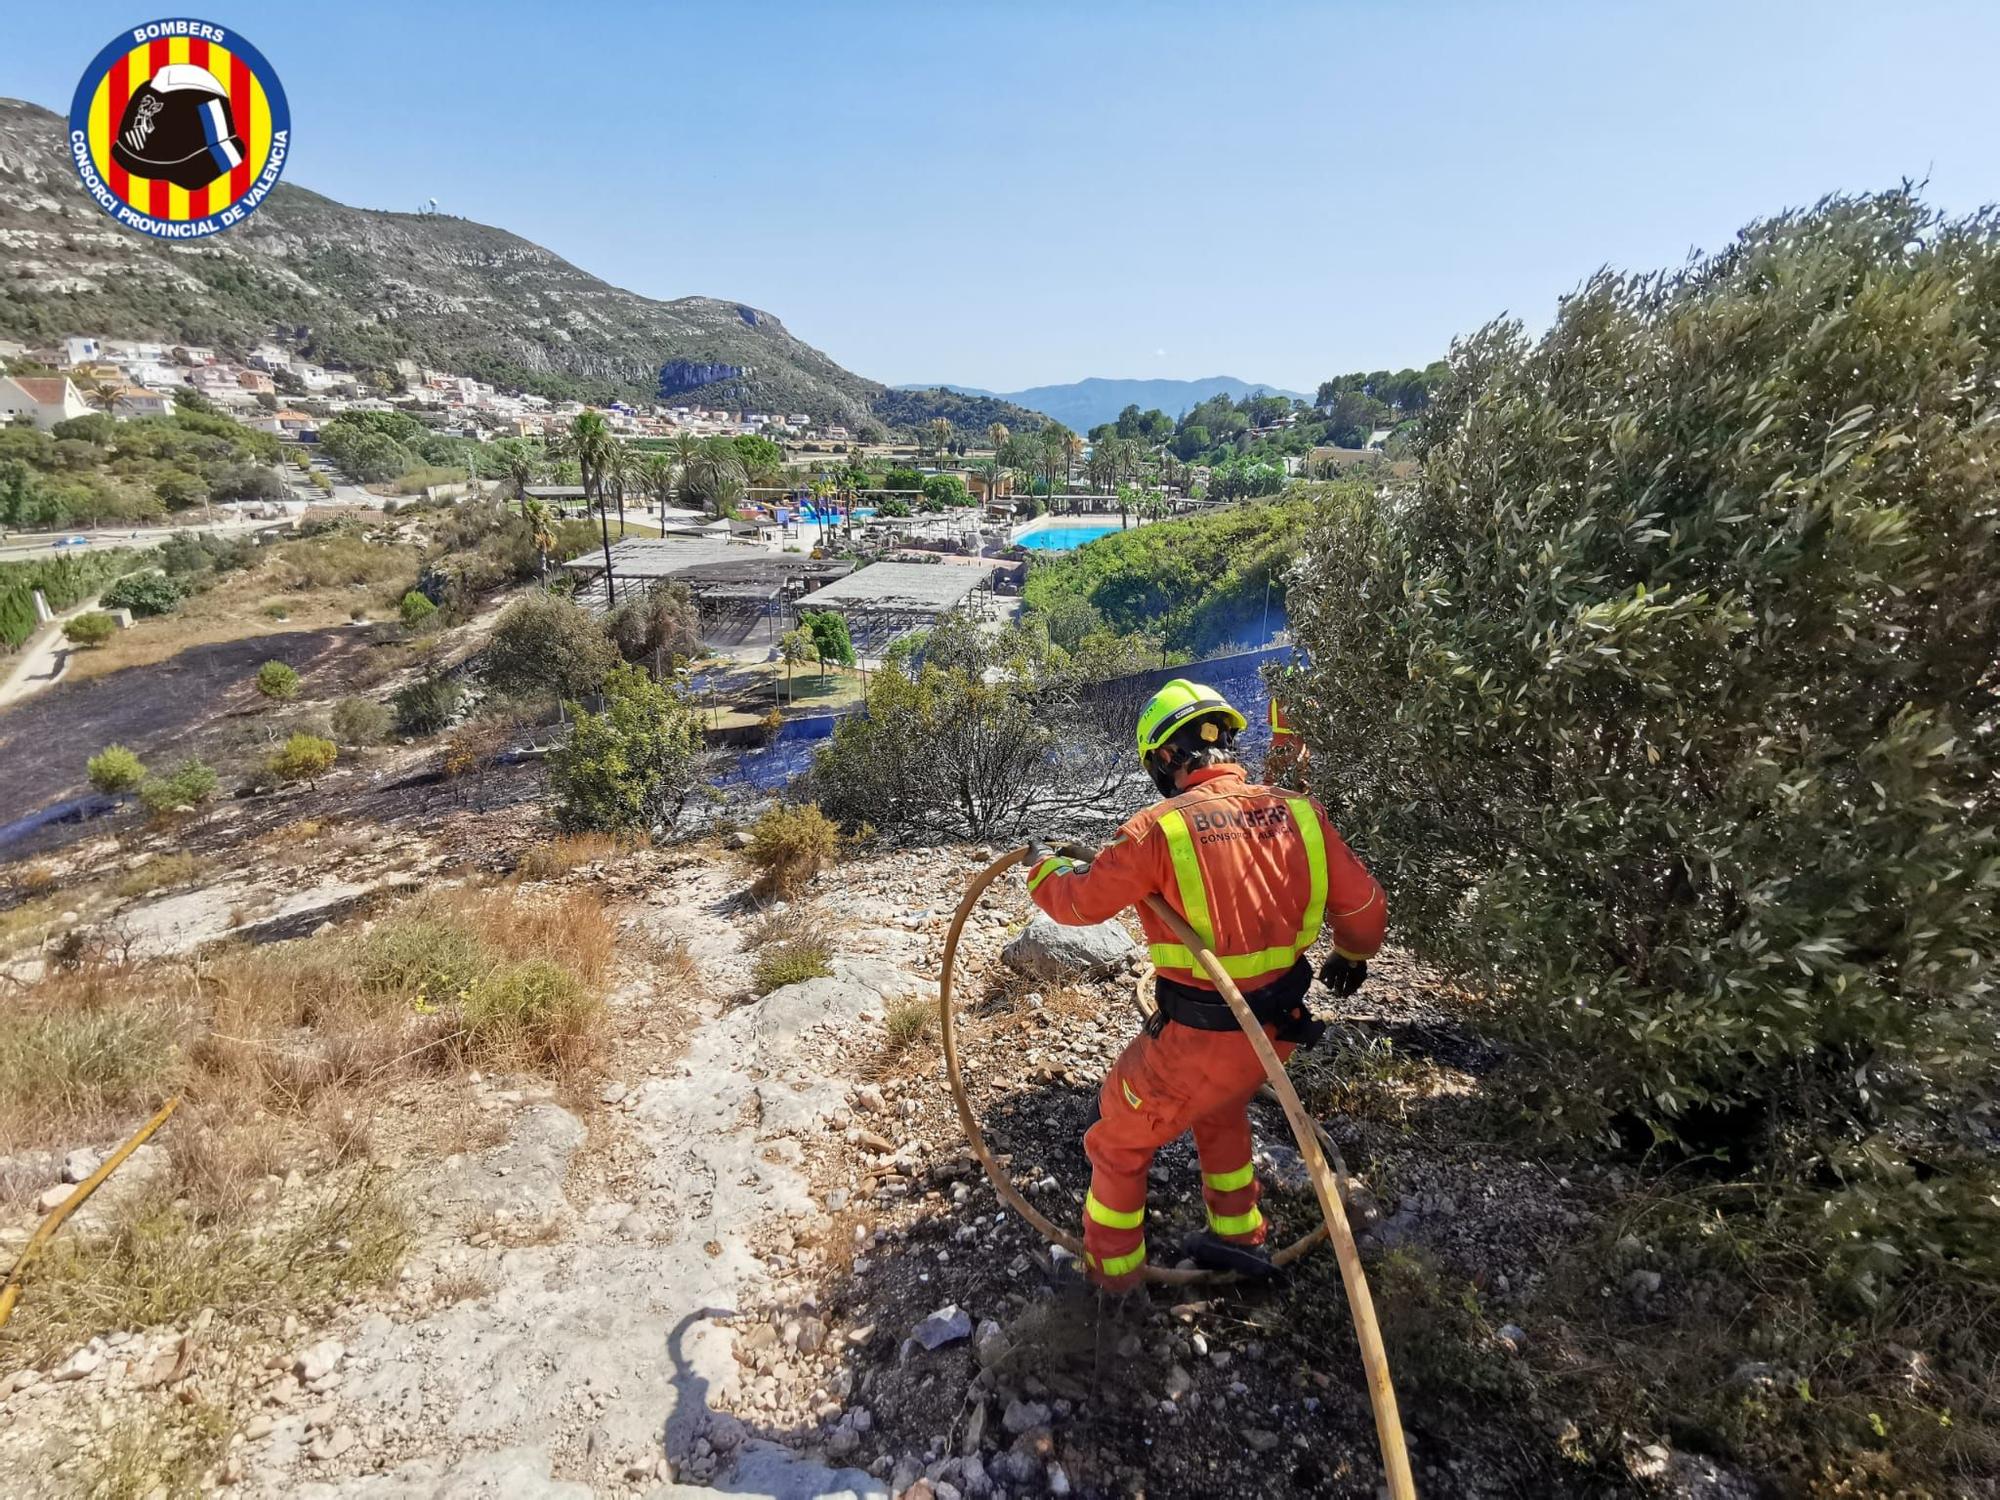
[110,62,245,190]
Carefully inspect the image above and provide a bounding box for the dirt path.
[190,853,932,1498]
[0,593,103,711]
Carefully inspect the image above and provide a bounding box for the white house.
[0,375,93,429]
[113,387,177,419]
[61,336,102,367]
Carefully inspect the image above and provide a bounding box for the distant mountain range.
[893,375,1313,431]
[0,97,1042,435]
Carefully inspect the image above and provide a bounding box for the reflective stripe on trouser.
[1196,1116,1268,1246]
[1149,799,1328,981]
[1082,1022,1295,1287]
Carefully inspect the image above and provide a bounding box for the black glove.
[1319,953,1368,998]
[1022,839,1055,871]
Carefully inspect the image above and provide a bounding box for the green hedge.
[0,549,154,651]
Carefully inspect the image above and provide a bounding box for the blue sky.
[7,2,1997,393]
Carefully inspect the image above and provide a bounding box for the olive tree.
[1285,190,2000,1287]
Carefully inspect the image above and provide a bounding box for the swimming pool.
[1016,523,1122,551]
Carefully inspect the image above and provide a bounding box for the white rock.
[37,1184,70,1212]
[61,1148,100,1184]
[52,1347,102,1382]
[293,1339,344,1382]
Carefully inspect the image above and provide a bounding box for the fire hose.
[938,848,1416,1500]
[0,1095,181,1333]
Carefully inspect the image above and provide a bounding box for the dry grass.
[7,859,58,897]
[430,1268,494,1305]
[65,543,411,682]
[1,1170,407,1367]
[163,1109,286,1224]
[466,1209,565,1247]
[0,891,74,957]
[112,851,206,901]
[516,831,650,880]
[84,1397,231,1500]
[751,935,834,995]
[881,997,936,1058]
[634,930,702,990]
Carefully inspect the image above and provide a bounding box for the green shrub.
[548,663,700,832]
[484,592,616,700]
[137,759,218,815]
[398,590,438,631]
[751,936,833,995]
[62,612,116,648]
[330,696,392,747]
[253,660,300,701]
[1287,189,2000,1293]
[745,802,840,895]
[267,733,337,787]
[360,916,489,1008]
[606,582,700,665]
[100,570,189,618]
[86,744,147,795]
[392,675,463,736]
[463,959,602,1069]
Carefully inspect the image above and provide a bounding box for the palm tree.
[601,440,631,535]
[683,449,747,519]
[568,411,615,608]
[522,498,558,579]
[1065,431,1084,487]
[668,433,701,512]
[987,421,1009,458]
[84,378,121,416]
[1086,443,1116,494]
[639,453,675,522]
[502,446,539,518]
[927,418,954,462]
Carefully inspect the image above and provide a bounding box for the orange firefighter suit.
[1028,764,1384,1287]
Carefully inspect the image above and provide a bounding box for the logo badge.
[67,18,289,240]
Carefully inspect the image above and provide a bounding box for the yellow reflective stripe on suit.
[1150,798,1329,978]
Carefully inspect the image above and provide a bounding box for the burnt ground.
[708,859,1755,1500]
[0,626,386,816]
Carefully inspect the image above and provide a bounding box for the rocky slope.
[0,98,1041,433]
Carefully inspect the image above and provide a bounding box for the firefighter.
[1264,692,1309,791]
[1025,679,1384,1290]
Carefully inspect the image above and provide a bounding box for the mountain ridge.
[894,374,1312,430]
[0,97,1041,435]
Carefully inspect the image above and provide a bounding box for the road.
[0,516,291,561]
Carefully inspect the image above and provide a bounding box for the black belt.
[1148,955,1324,1047]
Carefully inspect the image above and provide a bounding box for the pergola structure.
[789,560,1002,653]
[560,538,852,649]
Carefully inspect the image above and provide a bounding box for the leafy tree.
[808,616,1123,841]
[1288,190,2000,1289]
[62,612,116,648]
[485,592,617,701]
[86,744,146,794]
[607,581,700,665]
[921,473,971,509]
[682,448,747,517]
[548,663,700,832]
[254,660,300,701]
[877,497,911,519]
[100,571,189,617]
[778,627,816,702]
[802,610,855,670]
[208,463,288,503]
[268,732,338,787]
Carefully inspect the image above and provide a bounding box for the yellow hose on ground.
[937,848,1416,1499]
[0,1096,181,1333]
